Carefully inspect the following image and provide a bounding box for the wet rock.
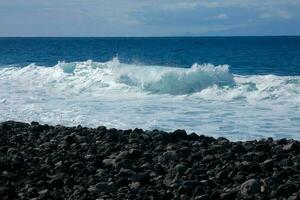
[94,182,116,193]
[283,141,300,151]
[102,158,115,168]
[162,150,178,161]
[0,186,18,199]
[255,143,271,152]
[154,163,165,175]
[118,168,136,178]
[172,164,186,175]
[277,182,298,197]
[202,154,215,162]
[27,187,38,198]
[48,174,64,188]
[261,159,274,171]
[171,129,188,140]
[128,149,141,158]
[220,191,237,200]
[64,135,75,144]
[240,179,261,197]
[134,172,150,185]
[189,152,203,161]
[161,192,174,200]
[188,133,200,140]
[38,189,49,195]
[1,120,300,199]
[217,137,230,144]
[216,170,229,180]
[195,194,209,200]
[115,178,129,187]
[1,121,29,128]
[115,159,132,169]
[116,151,129,160]
[178,181,201,196]
[189,167,206,179]
[129,181,141,190]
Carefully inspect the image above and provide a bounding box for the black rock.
[154,163,165,175]
[178,181,201,196]
[162,150,178,161]
[195,194,209,200]
[48,174,64,188]
[188,132,200,140]
[240,179,261,197]
[134,172,150,185]
[220,191,237,200]
[277,182,298,197]
[94,182,116,193]
[283,141,300,151]
[1,120,300,200]
[171,129,188,140]
[116,178,129,187]
[161,192,174,200]
[118,168,136,178]
[128,149,142,158]
[261,159,274,171]
[1,121,29,129]
[189,152,203,161]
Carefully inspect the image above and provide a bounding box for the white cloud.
[259,13,272,19]
[278,10,293,19]
[214,14,228,19]
[0,0,299,36]
[159,2,199,10]
[259,11,294,20]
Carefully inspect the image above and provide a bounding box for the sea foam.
[0,58,300,140]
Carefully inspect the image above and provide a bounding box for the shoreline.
[1,121,300,199]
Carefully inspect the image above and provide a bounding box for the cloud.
[158,2,199,11]
[213,14,229,20]
[277,11,293,19]
[259,13,273,19]
[259,10,294,20]
[0,0,299,36]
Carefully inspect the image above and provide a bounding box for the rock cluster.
[1,121,300,199]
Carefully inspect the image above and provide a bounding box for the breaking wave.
[0,57,235,95]
[0,57,299,100]
[1,57,300,140]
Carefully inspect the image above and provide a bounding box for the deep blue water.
[0,36,300,75]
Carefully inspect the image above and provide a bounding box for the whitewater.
[0,57,299,141]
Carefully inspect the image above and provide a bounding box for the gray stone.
[240,179,260,197]
[162,151,178,161]
[118,168,136,178]
[283,141,299,151]
[102,158,115,167]
[94,182,116,193]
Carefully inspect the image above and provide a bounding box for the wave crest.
[117,63,234,94]
[1,58,234,95]
[1,58,300,100]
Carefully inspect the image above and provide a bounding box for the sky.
[0,0,300,36]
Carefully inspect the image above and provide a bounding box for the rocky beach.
[1,121,300,200]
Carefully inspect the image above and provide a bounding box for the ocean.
[0,37,299,140]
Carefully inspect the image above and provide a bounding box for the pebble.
[240,179,260,197]
[0,121,299,200]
